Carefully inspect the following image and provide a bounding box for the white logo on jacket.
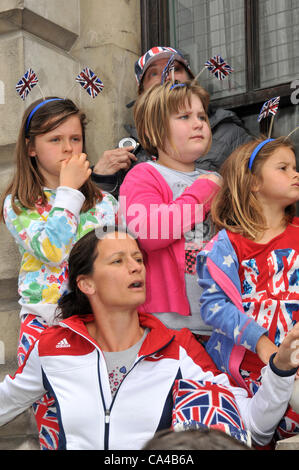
[56,338,71,348]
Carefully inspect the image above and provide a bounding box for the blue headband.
[248,138,274,170]
[25,98,63,135]
[170,83,186,90]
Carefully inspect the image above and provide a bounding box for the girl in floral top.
[0,97,118,449]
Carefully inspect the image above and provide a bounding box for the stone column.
[70,0,141,163]
[0,0,140,450]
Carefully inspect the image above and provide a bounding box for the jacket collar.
[138,312,175,356]
[59,312,175,356]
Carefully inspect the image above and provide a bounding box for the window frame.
[140,0,294,116]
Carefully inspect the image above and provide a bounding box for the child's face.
[158,94,211,172]
[254,146,299,208]
[28,114,83,188]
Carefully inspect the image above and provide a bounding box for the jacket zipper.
[60,321,175,450]
[104,409,111,450]
[98,336,175,450]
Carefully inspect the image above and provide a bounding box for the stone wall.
[0,0,141,450]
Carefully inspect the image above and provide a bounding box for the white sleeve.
[0,342,46,426]
[232,364,295,446]
[177,339,294,446]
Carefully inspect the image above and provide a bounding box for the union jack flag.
[204,55,234,80]
[76,67,104,98]
[33,394,60,450]
[258,96,280,122]
[17,314,60,450]
[16,68,38,100]
[172,379,245,430]
[161,54,175,84]
[17,314,47,366]
[276,409,299,441]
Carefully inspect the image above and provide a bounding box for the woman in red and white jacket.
[0,226,299,450]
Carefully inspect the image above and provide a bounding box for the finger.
[60,159,68,170]
[111,154,133,164]
[118,161,132,170]
[104,147,134,158]
[128,152,138,161]
[116,147,137,158]
[110,160,132,171]
[113,150,136,160]
[78,153,87,161]
[70,153,86,161]
[118,145,135,152]
[84,161,91,171]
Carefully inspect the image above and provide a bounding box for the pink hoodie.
[119,162,220,316]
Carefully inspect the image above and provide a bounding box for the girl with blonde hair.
[120,80,221,336]
[197,136,299,441]
[0,97,118,449]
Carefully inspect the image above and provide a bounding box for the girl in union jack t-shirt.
[197,136,299,441]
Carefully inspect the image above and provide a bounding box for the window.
[169,0,247,100]
[259,0,299,89]
[141,0,299,112]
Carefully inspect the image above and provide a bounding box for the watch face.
[119,137,137,149]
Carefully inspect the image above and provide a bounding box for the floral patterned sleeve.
[3,187,85,267]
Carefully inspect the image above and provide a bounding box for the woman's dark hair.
[56,225,136,319]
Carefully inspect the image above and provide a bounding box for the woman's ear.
[76,275,95,296]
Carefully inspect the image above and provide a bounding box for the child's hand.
[60,153,92,190]
[197,173,222,187]
[273,322,299,371]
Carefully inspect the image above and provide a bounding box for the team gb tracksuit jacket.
[0,313,296,449]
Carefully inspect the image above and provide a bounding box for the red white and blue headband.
[16,67,104,135]
[16,67,104,102]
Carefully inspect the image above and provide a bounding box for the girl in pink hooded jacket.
[120,81,221,336]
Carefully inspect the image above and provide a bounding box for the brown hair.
[56,225,139,319]
[0,97,102,221]
[143,427,251,450]
[134,81,211,156]
[211,136,296,239]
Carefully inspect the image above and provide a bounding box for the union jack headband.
[248,138,274,170]
[25,98,63,135]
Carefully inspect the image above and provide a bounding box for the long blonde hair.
[0,97,102,221]
[211,136,296,239]
[134,80,211,156]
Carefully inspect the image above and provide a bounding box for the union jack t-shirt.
[228,219,299,373]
